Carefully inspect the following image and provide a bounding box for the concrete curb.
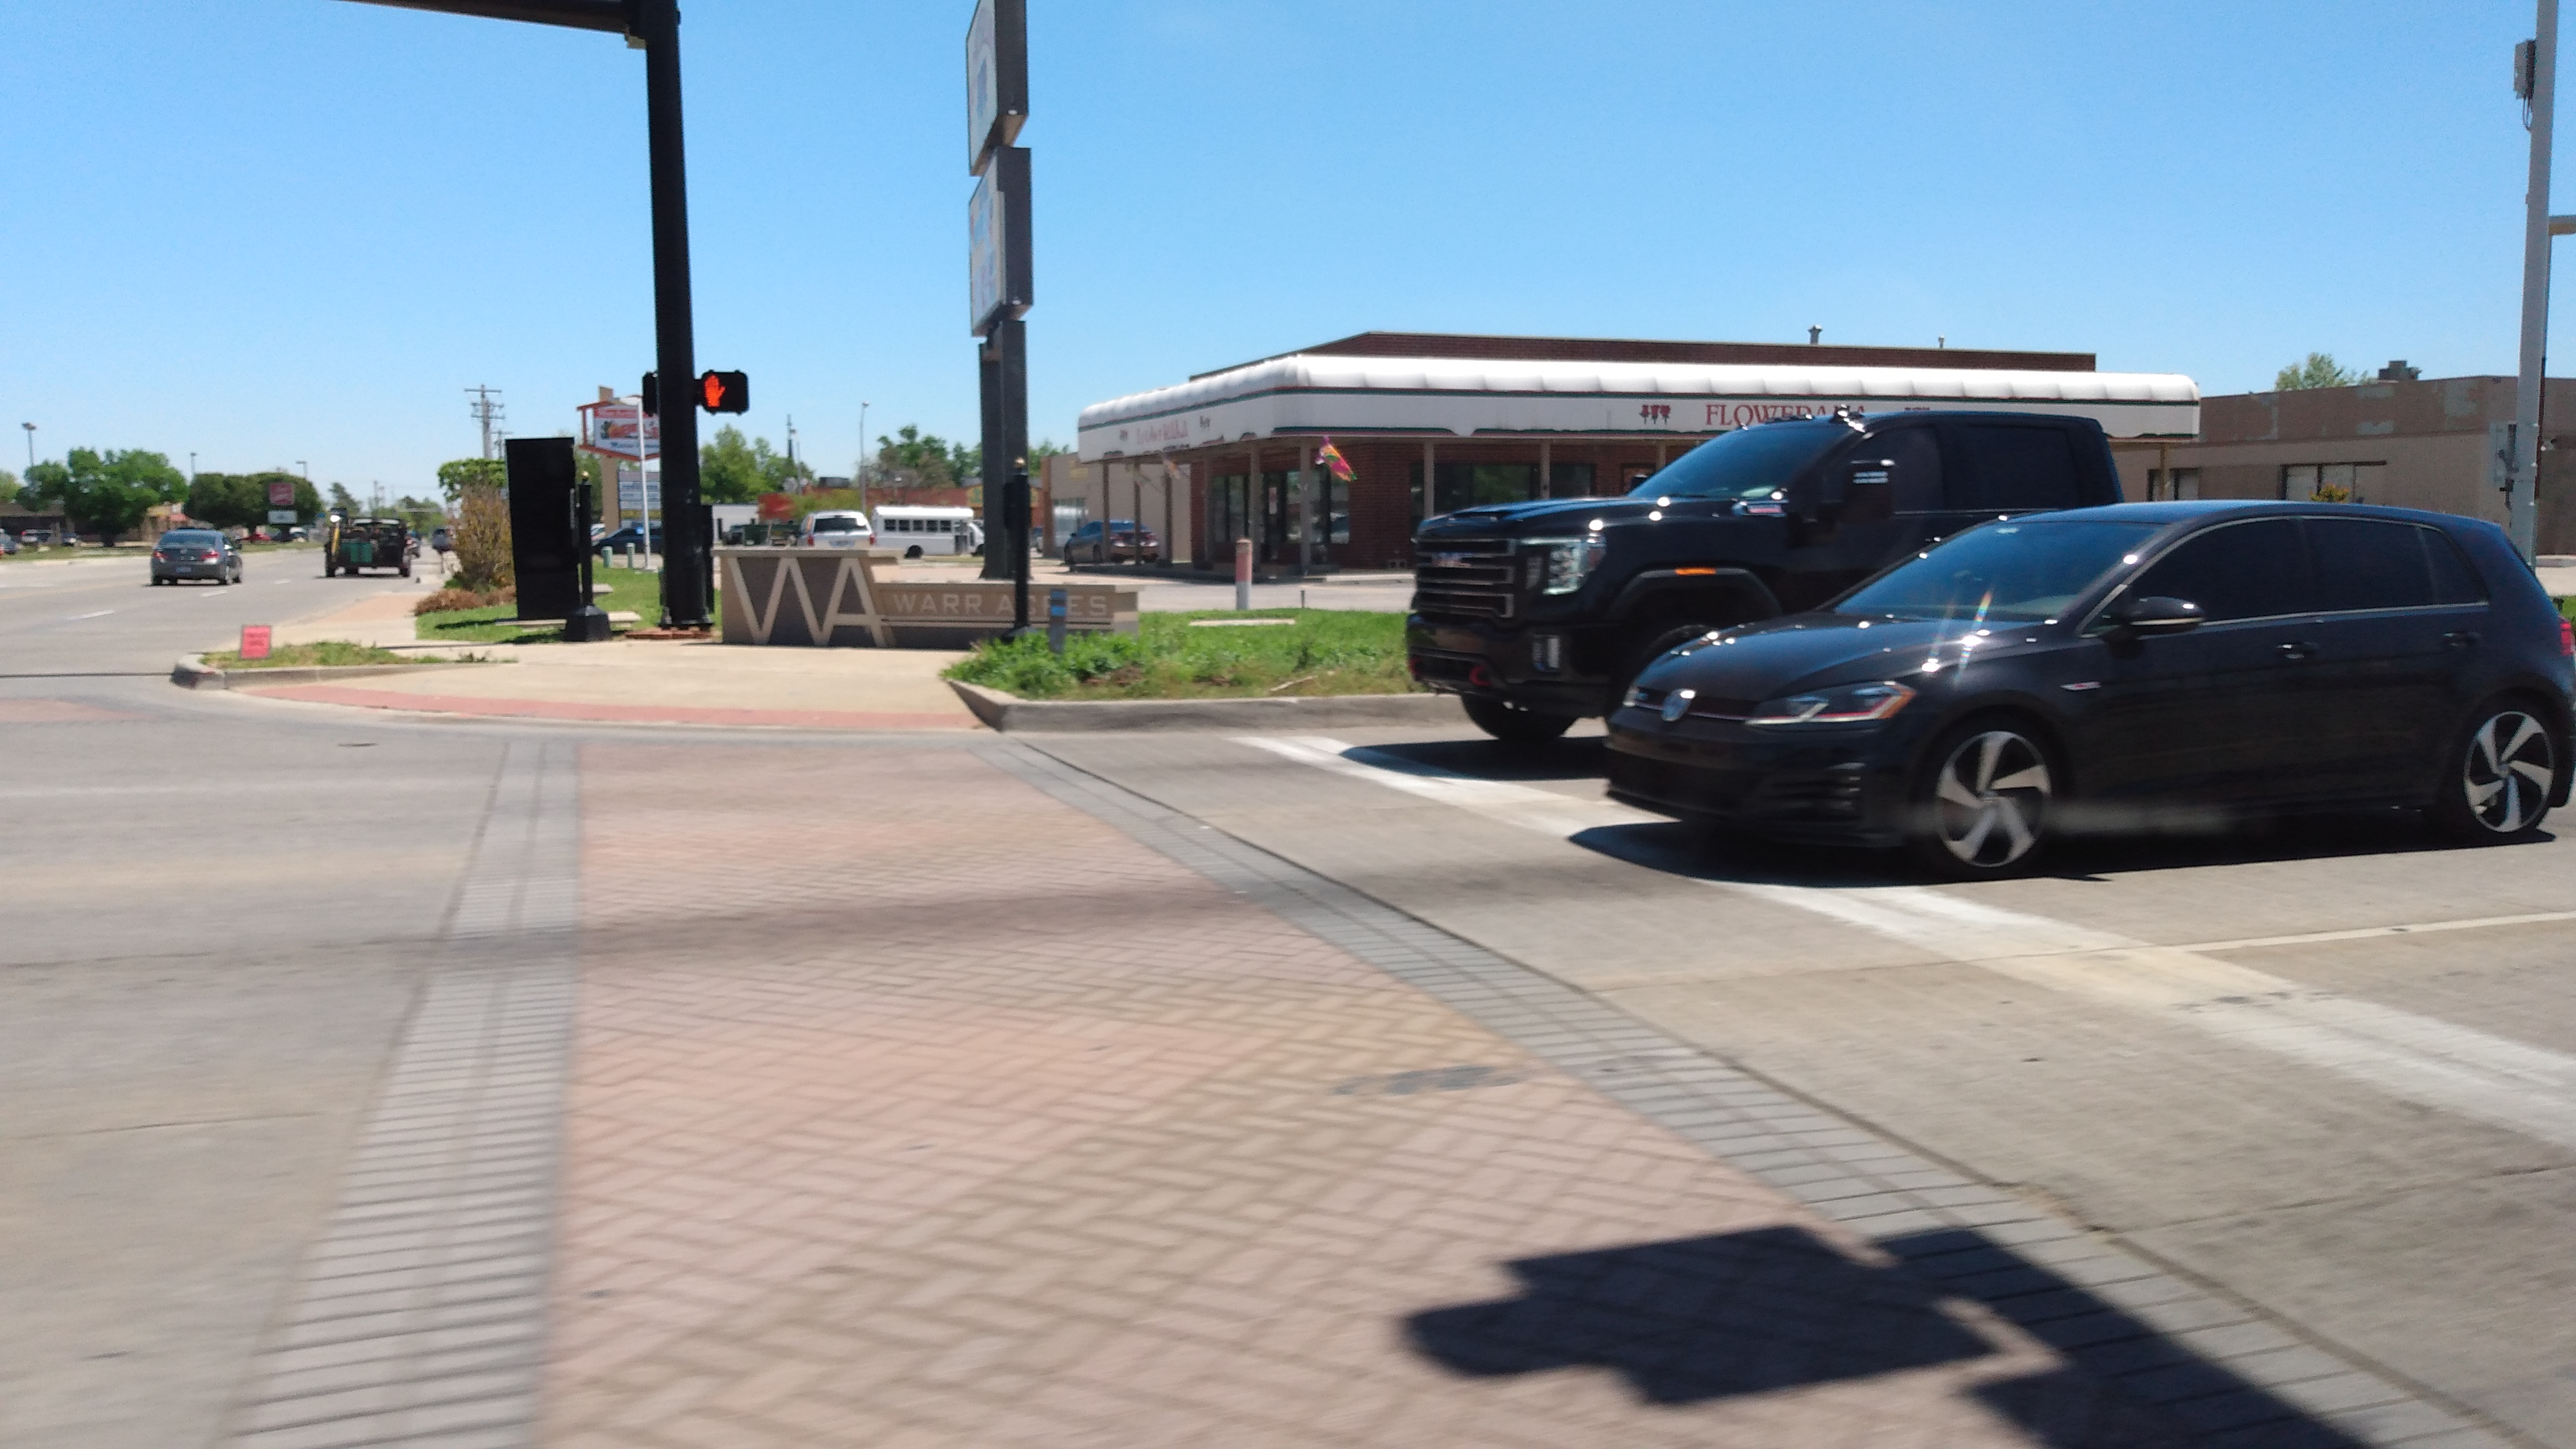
[947,679,1463,733]
[171,655,494,691]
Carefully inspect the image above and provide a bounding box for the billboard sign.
[267,508,298,524]
[266,480,296,508]
[580,399,661,461]
[616,464,662,512]
[968,146,1032,336]
[964,0,1026,174]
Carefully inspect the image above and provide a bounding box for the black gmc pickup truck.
[1406,411,2125,741]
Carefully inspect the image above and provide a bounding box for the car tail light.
[2561,618,2572,658]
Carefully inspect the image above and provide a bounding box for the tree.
[2274,352,2362,391]
[0,468,18,507]
[186,471,320,530]
[700,425,779,503]
[872,424,982,489]
[435,457,506,504]
[22,448,185,543]
[393,495,444,532]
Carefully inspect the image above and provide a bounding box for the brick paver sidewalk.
[547,743,2191,1447]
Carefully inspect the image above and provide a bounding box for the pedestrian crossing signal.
[700,370,749,414]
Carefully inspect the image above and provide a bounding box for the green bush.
[947,610,1414,700]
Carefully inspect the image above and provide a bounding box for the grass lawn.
[202,641,412,669]
[417,565,686,643]
[946,609,1416,700]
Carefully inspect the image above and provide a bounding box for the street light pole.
[22,422,35,476]
[2515,0,2561,562]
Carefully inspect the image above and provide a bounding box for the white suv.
[800,511,874,549]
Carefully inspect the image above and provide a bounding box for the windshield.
[1630,421,1850,502]
[810,516,863,533]
[1834,519,2162,622]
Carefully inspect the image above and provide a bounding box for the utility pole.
[2516,1,2564,562]
[20,422,34,475]
[466,385,507,461]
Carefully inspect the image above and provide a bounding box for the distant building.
[1077,331,2196,575]
[2113,368,2576,553]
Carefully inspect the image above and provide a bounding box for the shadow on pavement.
[1353,736,2550,886]
[1407,1222,2372,1446]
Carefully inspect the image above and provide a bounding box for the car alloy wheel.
[1928,728,2053,871]
[2461,708,2554,835]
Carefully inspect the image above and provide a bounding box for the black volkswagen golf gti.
[1606,502,2576,876]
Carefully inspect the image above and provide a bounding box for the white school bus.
[872,505,978,557]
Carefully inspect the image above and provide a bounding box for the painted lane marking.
[2171,911,2576,954]
[1237,735,2576,1154]
[60,609,114,621]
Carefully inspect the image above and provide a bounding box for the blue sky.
[0,1,2562,496]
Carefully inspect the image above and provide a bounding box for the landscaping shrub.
[414,584,515,616]
[451,483,512,591]
[946,611,1412,700]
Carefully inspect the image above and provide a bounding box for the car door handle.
[2443,630,2481,650]
[2276,641,2318,661]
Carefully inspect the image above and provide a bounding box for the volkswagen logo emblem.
[1660,689,1695,723]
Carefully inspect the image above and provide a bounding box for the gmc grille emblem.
[1431,552,1469,567]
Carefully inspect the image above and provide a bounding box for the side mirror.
[2106,594,2205,635]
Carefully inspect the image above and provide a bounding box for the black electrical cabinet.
[505,437,586,621]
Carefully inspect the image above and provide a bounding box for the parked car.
[1064,518,1161,565]
[152,529,244,586]
[0,532,17,556]
[799,510,875,549]
[19,529,53,546]
[1605,501,2576,877]
[594,523,662,558]
[1411,411,2120,742]
[429,526,452,553]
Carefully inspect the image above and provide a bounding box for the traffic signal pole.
[634,0,710,626]
[339,0,711,624]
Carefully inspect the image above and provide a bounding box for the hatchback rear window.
[810,516,864,533]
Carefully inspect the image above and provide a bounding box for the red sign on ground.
[240,625,272,661]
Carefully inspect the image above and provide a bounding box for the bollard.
[1234,536,1253,612]
[1047,586,1068,654]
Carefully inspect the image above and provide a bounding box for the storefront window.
[1209,472,1250,556]
[1549,461,1598,496]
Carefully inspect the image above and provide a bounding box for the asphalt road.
[7,584,2574,1446]
[0,547,409,676]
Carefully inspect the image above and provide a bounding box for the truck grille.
[1411,537,1517,620]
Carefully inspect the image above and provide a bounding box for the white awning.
[1078,354,2200,460]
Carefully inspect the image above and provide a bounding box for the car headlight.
[1524,536,1606,594]
[1746,681,1917,726]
